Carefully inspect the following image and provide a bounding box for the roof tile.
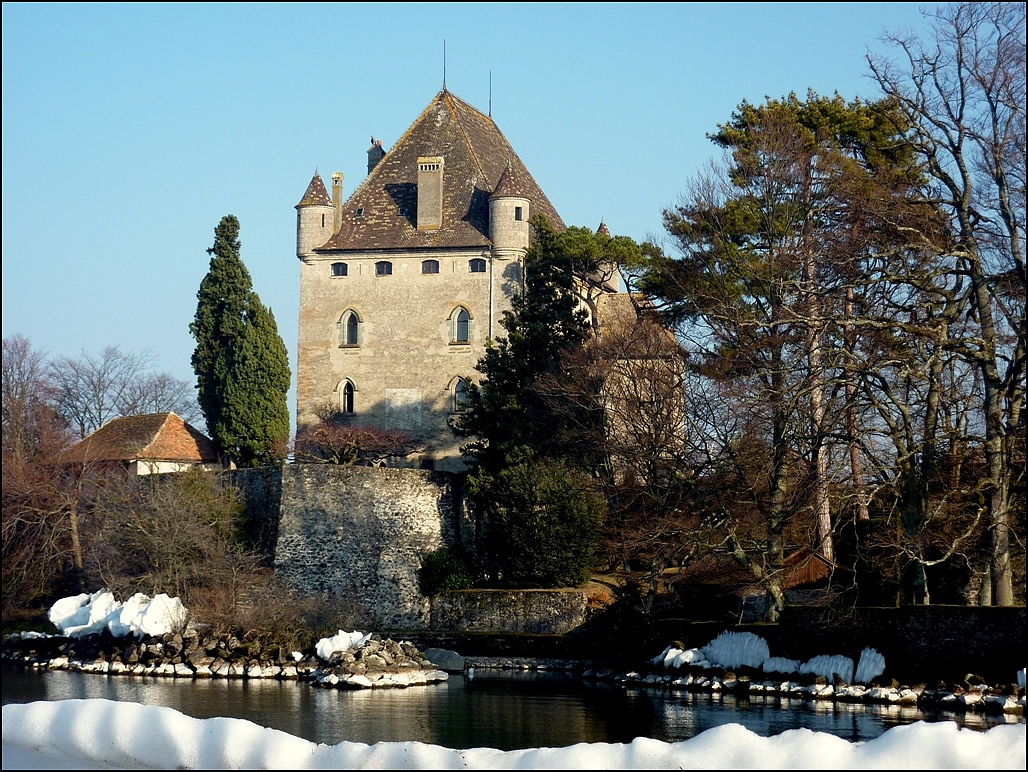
[316,91,564,253]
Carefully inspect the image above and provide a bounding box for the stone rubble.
[582,664,1025,716]
[2,630,447,691]
[3,632,1023,716]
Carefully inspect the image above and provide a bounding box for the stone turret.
[489,161,530,260]
[295,172,334,259]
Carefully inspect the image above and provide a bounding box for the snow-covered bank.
[2,698,1024,770]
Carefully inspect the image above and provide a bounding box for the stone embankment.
[585,666,1025,716]
[2,630,448,691]
[433,654,1024,717]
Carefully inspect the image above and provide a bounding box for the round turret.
[489,162,530,259]
[295,172,335,259]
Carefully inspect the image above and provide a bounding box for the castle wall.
[296,250,522,471]
[430,590,589,634]
[272,464,461,630]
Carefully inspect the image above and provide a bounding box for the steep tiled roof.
[316,91,564,252]
[61,413,220,465]
[296,172,332,208]
[596,220,611,237]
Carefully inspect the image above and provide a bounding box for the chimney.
[332,172,343,232]
[367,138,386,176]
[417,156,444,230]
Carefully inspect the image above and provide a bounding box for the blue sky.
[2,2,936,427]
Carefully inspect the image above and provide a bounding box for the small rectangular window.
[514,206,523,221]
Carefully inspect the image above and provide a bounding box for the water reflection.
[2,666,1020,751]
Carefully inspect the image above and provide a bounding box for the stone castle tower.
[295,90,566,471]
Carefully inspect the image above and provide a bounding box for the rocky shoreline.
[2,630,449,690]
[444,655,1025,717]
[3,632,1024,716]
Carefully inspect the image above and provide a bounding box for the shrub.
[419,546,474,595]
[473,454,605,588]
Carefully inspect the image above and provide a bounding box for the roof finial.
[442,40,447,93]
[489,71,492,117]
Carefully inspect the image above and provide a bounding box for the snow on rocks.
[308,635,448,690]
[48,589,187,639]
[604,630,1025,717]
[4,590,450,693]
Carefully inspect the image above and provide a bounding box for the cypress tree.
[190,215,291,466]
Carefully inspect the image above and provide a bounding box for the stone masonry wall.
[430,590,589,634]
[273,464,458,630]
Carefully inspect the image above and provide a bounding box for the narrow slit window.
[342,381,355,413]
[454,308,470,343]
[453,378,468,412]
[339,310,361,347]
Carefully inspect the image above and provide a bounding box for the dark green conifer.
[190,215,290,466]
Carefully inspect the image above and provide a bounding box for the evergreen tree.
[451,216,609,586]
[452,216,593,470]
[190,215,291,467]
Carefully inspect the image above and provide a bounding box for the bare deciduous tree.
[869,1,1026,605]
[47,345,200,438]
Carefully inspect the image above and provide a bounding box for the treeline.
[437,3,1025,616]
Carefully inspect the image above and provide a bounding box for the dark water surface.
[2,665,1019,751]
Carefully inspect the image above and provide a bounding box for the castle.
[294,90,617,471]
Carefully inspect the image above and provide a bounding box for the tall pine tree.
[190,215,290,467]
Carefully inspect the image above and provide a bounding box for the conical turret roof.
[490,161,529,199]
[296,172,332,208]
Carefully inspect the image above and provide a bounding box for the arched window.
[422,259,439,274]
[331,262,348,277]
[375,261,392,276]
[469,258,486,273]
[338,310,361,347]
[452,378,469,413]
[341,380,355,414]
[451,306,471,343]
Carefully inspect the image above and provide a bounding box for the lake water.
[2,665,1019,751]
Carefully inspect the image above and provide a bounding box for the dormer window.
[469,259,486,273]
[355,207,365,219]
[375,261,393,276]
[331,262,348,277]
[422,260,439,275]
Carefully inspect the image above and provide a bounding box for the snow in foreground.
[2,699,1025,770]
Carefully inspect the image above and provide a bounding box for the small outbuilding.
[61,412,229,475]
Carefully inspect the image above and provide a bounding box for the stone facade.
[272,464,467,630]
[295,91,564,472]
[430,590,589,635]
